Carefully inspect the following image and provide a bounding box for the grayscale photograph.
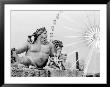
[11,10,100,77]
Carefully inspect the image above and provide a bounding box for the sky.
[11,10,100,73]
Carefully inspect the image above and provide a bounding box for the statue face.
[56,47,62,55]
[40,30,47,39]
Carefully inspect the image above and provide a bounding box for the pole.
[76,52,79,70]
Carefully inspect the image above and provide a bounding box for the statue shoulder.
[48,42,54,48]
[24,41,30,47]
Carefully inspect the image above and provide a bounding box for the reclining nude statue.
[11,27,55,69]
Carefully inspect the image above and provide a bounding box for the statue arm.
[15,42,29,54]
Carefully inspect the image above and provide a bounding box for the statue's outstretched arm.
[15,42,29,54]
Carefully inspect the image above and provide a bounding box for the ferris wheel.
[50,10,100,76]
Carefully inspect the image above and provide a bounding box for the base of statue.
[11,63,84,77]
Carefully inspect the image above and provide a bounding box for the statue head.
[52,40,63,54]
[27,27,47,44]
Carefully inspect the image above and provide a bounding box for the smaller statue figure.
[47,40,67,70]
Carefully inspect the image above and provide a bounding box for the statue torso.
[25,42,51,68]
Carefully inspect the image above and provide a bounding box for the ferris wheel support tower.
[50,11,63,42]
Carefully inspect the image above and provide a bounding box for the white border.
[5,4,107,84]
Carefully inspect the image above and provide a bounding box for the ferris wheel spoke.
[97,25,100,32]
[64,35,89,38]
[85,12,96,33]
[88,39,96,48]
[63,14,75,23]
[76,12,92,32]
[62,14,84,30]
[63,26,83,33]
[83,45,95,76]
[85,39,93,45]
[86,12,93,27]
[84,36,93,41]
[93,27,97,33]
[64,40,85,47]
[91,26,96,33]
[93,11,97,27]
[95,26,98,33]
[86,28,93,34]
